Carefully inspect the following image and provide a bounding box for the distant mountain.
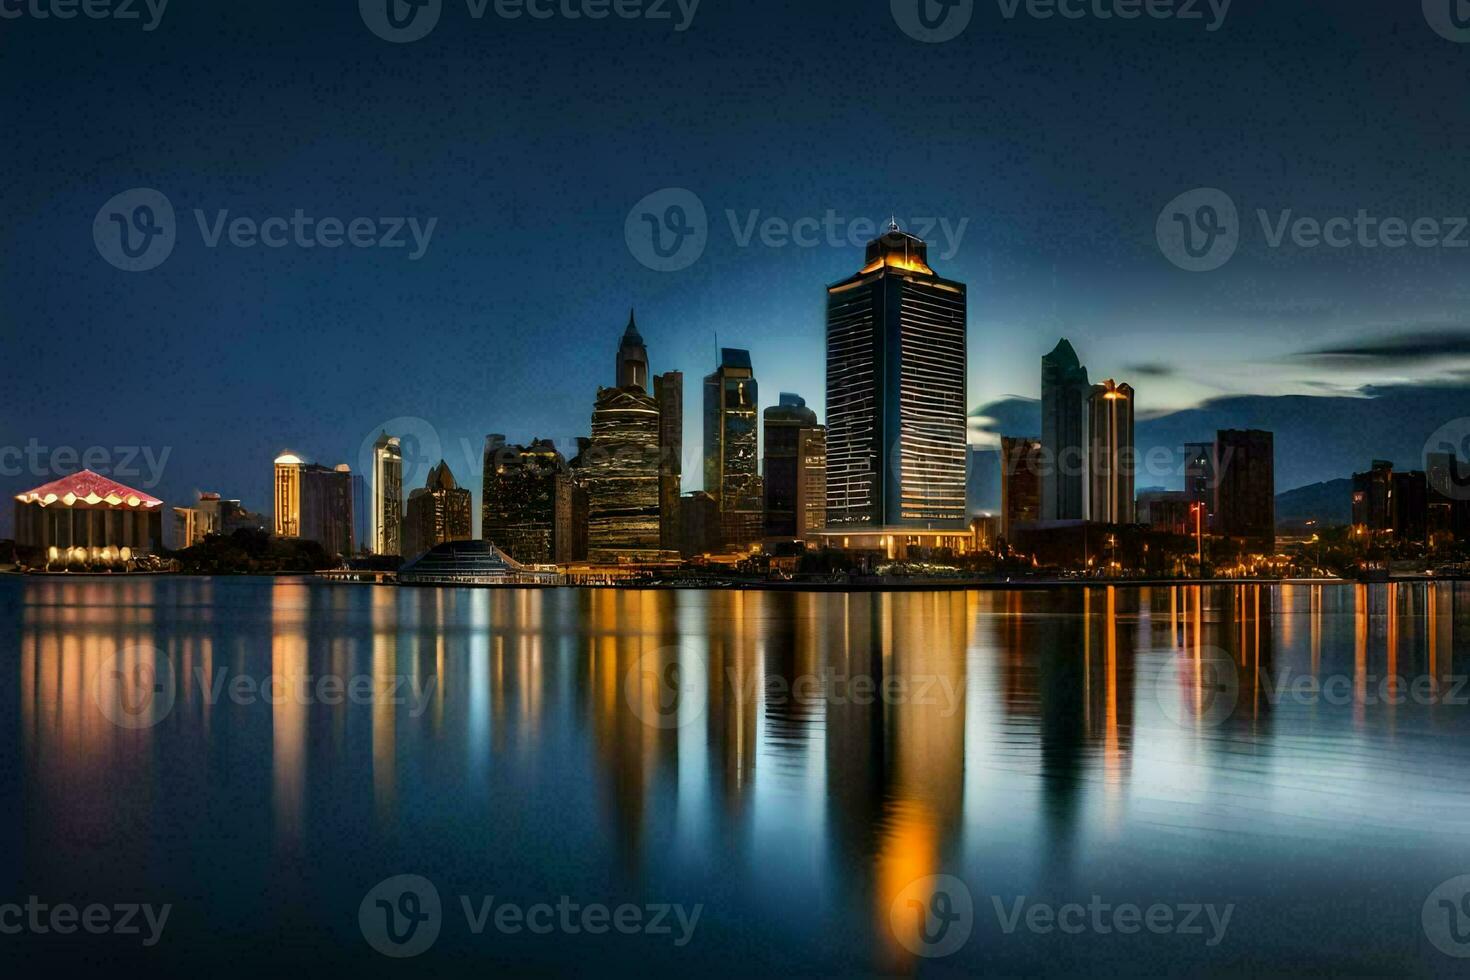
[1276,478,1352,528]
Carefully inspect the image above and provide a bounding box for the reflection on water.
[5,578,1470,976]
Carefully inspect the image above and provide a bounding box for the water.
[3,576,1469,975]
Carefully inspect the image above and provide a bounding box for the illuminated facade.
[14,470,164,559]
[403,460,473,560]
[763,392,826,540]
[825,223,967,530]
[371,431,403,556]
[273,453,355,557]
[1086,379,1135,524]
[704,348,762,548]
[1041,338,1089,521]
[654,370,683,552]
[482,436,581,563]
[172,491,266,547]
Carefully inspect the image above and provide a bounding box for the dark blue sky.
[4,0,1470,534]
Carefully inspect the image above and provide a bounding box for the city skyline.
[6,3,1470,537]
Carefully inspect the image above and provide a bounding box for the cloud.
[1293,328,1470,365]
[1125,362,1176,379]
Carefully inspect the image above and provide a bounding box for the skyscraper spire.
[616,309,649,390]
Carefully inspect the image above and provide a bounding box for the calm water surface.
[3,577,1470,975]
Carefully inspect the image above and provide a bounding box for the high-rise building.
[654,370,683,552]
[999,436,1042,541]
[1214,429,1274,550]
[1351,459,1394,535]
[1426,451,1470,543]
[1183,440,1215,530]
[273,453,355,557]
[371,431,403,556]
[763,392,826,540]
[704,348,762,548]
[483,436,574,563]
[403,459,473,560]
[825,223,967,530]
[1087,379,1135,524]
[678,490,720,558]
[1041,338,1089,521]
[172,491,266,547]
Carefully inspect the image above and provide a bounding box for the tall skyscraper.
[371,431,403,556]
[1183,440,1215,530]
[654,370,683,552]
[825,223,967,529]
[1040,338,1089,521]
[273,453,355,557]
[403,459,473,559]
[482,436,577,563]
[1086,379,1135,524]
[763,392,827,540]
[1214,429,1274,550]
[999,436,1042,540]
[576,317,666,560]
[704,348,762,548]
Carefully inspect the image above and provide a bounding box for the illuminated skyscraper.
[371,431,403,556]
[482,436,578,563]
[763,392,826,540]
[704,348,762,547]
[616,309,649,390]
[654,370,683,551]
[1086,379,1135,524]
[825,223,967,529]
[273,452,355,557]
[403,459,473,560]
[1041,338,1089,521]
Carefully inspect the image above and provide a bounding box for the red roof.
[15,469,163,509]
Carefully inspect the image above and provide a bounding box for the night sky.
[5,0,1470,534]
